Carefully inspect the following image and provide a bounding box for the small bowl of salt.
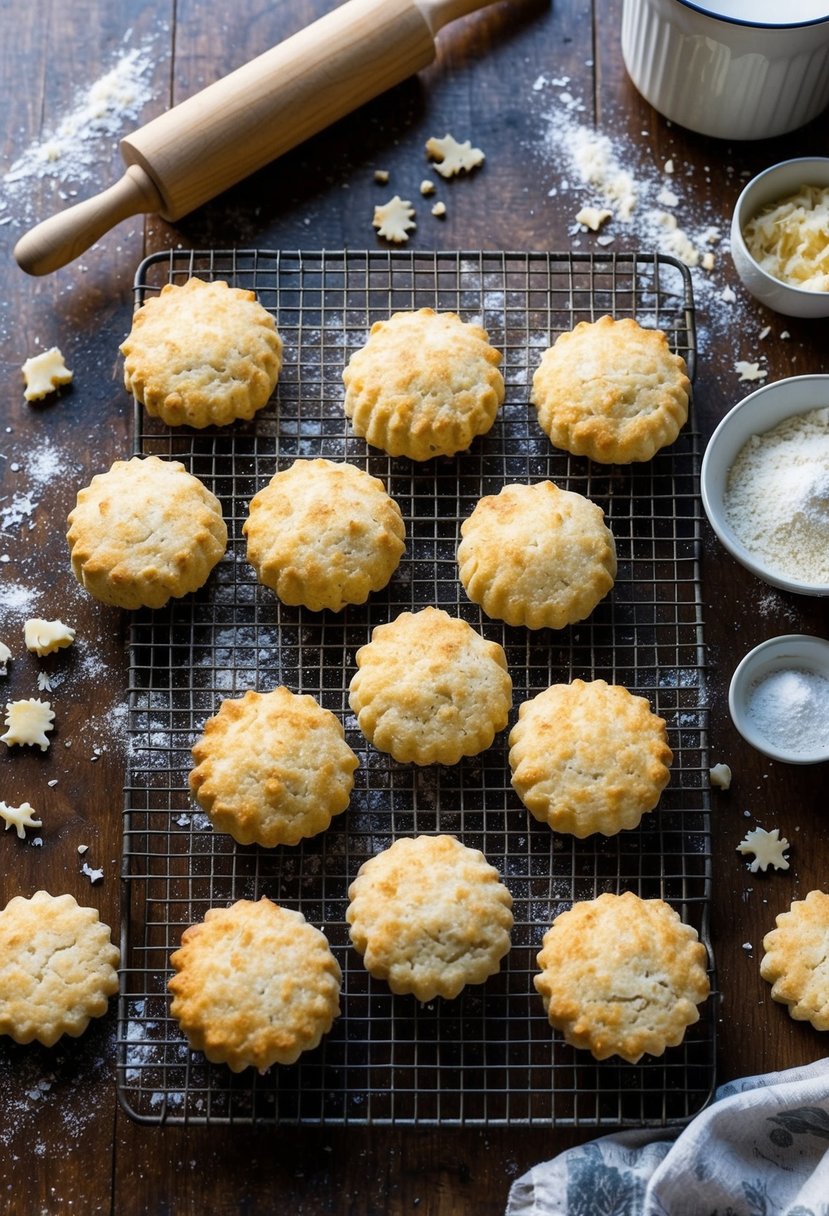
[701,374,829,597]
[729,634,829,765]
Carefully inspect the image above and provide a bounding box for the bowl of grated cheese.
[731,157,829,318]
[701,374,829,597]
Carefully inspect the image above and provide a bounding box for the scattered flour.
[0,38,160,229]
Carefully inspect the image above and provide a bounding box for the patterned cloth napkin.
[506,1058,829,1216]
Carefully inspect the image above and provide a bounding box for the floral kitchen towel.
[506,1058,829,1216]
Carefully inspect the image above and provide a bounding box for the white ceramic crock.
[621,0,829,141]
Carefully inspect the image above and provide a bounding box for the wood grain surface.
[0,1,827,1213]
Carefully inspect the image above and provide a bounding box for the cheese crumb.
[0,799,42,839]
[431,201,446,218]
[372,196,416,243]
[373,169,389,184]
[425,133,485,178]
[575,205,612,231]
[1,698,55,751]
[420,179,436,196]
[735,360,767,382]
[24,618,75,657]
[709,763,732,790]
[21,347,73,402]
[701,251,716,271]
[77,843,89,854]
[0,642,10,675]
[758,325,772,340]
[657,186,679,208]
[737,827,790,873]
[81,861,104,884]
[664,158,674,174]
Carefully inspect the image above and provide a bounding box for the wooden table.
[1,2,826,1212]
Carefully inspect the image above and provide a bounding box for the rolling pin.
[14,0,501,276]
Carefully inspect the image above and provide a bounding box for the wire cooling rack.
[117,249,715,1127]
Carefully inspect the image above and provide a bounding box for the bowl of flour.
[701,375,829,596]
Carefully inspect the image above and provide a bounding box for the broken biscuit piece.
[575,206,612,232]
[373,169,389,184]
[24,619,75,657]
[21,348,73,402]
[372,195,416,244]
[1,699,55,752]
[431,201,447,218]
[0,800,42,840]
[425,134,485,178]
[0,642,10,676]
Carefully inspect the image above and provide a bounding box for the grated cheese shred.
[743,185,829,292]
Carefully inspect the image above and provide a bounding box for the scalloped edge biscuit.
[457,480,617,629]
[66,455,227,609]
[347,835,513,1000]
[530,315,690,463]
[534,891,710,1062]
[168,898,341,1072]
[189,686,358,847]
[761,890,829,1030]
[348,606,512,765]
[342,309,504,461]
[509,678,672,837]
[243,459,405,611]
[0,891,120,1046]
[121,277,283,429]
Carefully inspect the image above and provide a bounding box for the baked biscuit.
[346,835,513,1000]
[67,455,227,610]
[243,458,405,611]
[189,686,358,847]
[761,890,829,1030]
[348,606,512,765]
[121,277,283,428]
[168,898,341,1072]
[509,678,672,837]
[342,308,504,461]
[530,315,690,463]
[457,480,616,629]
[534,891,710,1062]
[0,891,120,1046]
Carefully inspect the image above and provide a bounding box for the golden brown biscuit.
[761,890,829,1030]
[342,308,504,460]
[168,898,341,1072]
[346,835,513,1000]
[457,480,616,629]
[243,459,405,611]
[66,455,227,610]
[348,606,512,765]
[121,277,283,428]
[509,678,672,837]
[530,315,690,463]
[0,891,120,1046]
[189,686,358,847]
[534,891,710,1062]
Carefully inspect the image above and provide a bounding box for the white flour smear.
[530,77,771,359]
[0,38,160,228]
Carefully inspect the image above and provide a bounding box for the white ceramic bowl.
[730,158,829,318]
[728,634,829,764]
[621,0,829,141]
[700,374,829,597]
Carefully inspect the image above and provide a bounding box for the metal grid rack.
[117,249,715,1127]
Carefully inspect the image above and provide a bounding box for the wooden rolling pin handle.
[13,165,162,276]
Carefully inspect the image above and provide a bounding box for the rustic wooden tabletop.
[1,1,827,1213]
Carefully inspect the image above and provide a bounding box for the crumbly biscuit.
[243,459,405,611]
[509,678,672,837]
[66,455,227,610]
[534,891,710,1062]
[121,277,283,428]
[342,309,504,461]
[0,891,120,1046]
[168,898,341,1072]
[457,480,616,629]
[348,606,512,765]
[346,835,513,1000]
[189,687,358,847]
[761,890,829,1030]
[530,315,690,463]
